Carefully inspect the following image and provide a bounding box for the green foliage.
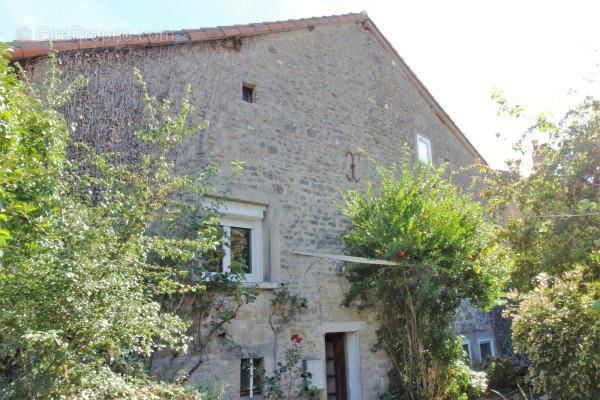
[0,45,84,250]
[264,335,318,400]
[0,47,236,398]
[484,356,526,393]
[485,90,600,396]
[483,95,600,291]
[263,285,313,400]
[341,150,506,400]
[444,360,487,400]
[511,268,600,399]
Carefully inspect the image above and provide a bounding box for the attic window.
[416,134,432,163]
[242,84,254,103]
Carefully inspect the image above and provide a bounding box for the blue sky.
[2,0,600,169]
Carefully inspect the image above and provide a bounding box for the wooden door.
[325,333,347,400]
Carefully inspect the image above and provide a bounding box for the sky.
[2,0,599,170]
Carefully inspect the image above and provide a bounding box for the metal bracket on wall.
[346,151,360,182]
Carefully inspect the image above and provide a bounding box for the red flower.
[291,334,298,341]
[400,251,406,256]
[295,337,302,343]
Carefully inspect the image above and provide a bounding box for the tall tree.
[483,90,600,398]
[483,91,600,290]
[0,47,222,399]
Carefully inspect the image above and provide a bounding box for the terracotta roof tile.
[222,27,241,36]
[267,22,285,30]
[253,23,271,33]
[185,29,208,41]
[7,12,367,61]
[204,28,224,39]
[238,26,256,35]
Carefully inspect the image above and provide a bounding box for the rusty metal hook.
[346,151,359,182]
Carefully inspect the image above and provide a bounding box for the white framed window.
[203,200,265,283]
[241,357,263,398]
[462,339,472,366]
[416,134,432,163]
[478,338,496,361]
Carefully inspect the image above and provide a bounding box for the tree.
[341,151,506,400]
[483,90,600,397]
[484,91,599,290]
[0,46,231,398]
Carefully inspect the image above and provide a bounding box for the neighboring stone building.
[10,12,501,399]
[454,300,498,367]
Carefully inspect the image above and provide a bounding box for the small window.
[241,358,263,398]
[478,339,495,361]
[242,84,254,103]
[201,200,265,282]
[416,134,432,163]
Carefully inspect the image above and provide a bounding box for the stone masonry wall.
[454,300,496,364]
[27,20,483,399]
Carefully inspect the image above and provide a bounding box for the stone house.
[10,12,502,399]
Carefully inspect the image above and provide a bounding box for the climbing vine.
[263,284,317,399]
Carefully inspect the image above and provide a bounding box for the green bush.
[511,268,600,399]
[484,357,526,393]
[445,360,487,400]
[0,46,222,398]
[341,152,507,399]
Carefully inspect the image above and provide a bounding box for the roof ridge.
[7,12,367,60]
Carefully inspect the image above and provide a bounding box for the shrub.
[341,151,507,399]
[0,46,223,398]
[264,335,318,400]
[484,357,526,393]
[511,267,600,399]
[445,360,487,400]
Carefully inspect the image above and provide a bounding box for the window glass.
[201,200,265,282]
[417,136,431,163]
[230,227,251,273]
[480,341,492,360]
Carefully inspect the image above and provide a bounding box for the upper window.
[478,338,496,361]
[203,200,265,282]
[416,134,432,163]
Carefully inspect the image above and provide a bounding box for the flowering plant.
[264,335,317,399]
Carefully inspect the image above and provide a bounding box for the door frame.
[319,321,365,400]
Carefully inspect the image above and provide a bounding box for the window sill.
[241,281,279,290]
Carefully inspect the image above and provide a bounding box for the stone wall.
[454,300,497,365]
[26,20,483,399]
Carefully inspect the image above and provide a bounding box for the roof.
[5,12,486,163]
[7,13,367,60]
